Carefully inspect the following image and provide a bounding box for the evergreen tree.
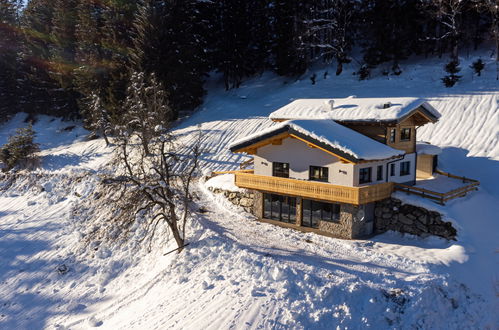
[48,0,79,118]
[272,0,308,76]
[442,59,462,87]
[470,58,485,76]
[360,0,422,72]
[88,93,111,146]
[101,0,138,122]
[74,0,106,121]
[0,123,40,171]
[130,0,209,115]
[0,0,21,118]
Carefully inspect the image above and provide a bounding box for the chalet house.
[228,97,443,239]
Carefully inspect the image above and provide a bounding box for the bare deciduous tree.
[118,126,202,251]
[117,72,202,250]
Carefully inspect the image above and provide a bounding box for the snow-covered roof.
[230,120,404,162]
[269,97,441,123]
[416,142,442,156]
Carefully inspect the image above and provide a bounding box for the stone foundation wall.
[375,198,456,240]
[207,187,255,213]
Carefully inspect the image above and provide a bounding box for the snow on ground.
[415,174,470,193]
[0,53,498,329]
[205,173,246,192]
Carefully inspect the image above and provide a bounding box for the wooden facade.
[416,154,435,179]
[234,171,394,205]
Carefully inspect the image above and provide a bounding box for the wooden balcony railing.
[234,172,394,205]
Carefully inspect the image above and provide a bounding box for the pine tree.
[74,0,106,121]
[48,0,79,118]
[470,58,485,76]
[272,0,308,76]
[130,0,208,115]
[0,0,21,118]
[101,0,138,122]
[442,59,462,87]
[88,93,111,146]
[360,0,422,72]
[0,123,40,171]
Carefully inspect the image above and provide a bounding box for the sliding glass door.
[263,193,296,224]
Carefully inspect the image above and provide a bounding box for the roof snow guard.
[230,120,404,163]
[269,97,441,124]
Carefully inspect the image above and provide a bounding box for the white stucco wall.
[253,137,416,188]
[254,137,356,186]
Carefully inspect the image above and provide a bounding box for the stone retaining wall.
[375,198,456,240]
[207,187,255,213]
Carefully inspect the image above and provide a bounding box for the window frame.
[400,128,411,141]
[400,161,411,176]
[309,165,329,182]
[359,167,372,184]
[389,128,396,143]
[272,162,289,178]
[377,165,383,181]
[302,199,340,227]
[263,193,296,223]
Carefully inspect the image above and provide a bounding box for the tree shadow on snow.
[0,224,103,328]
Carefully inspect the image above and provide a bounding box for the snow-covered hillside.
[0,55,498,329]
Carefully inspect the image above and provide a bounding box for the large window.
[389,128,396,143]
[377,165,383,181]
[359,167,372,184]
[263,193,296,223]
[400,128,411,141]
[400,161,411,176]
[272,162,289,178]
[303,199,340,228]
[309,166,329,182]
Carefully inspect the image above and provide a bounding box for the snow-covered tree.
[89,93,112,146]
[123,71,173,155]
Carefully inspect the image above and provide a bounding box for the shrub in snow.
[470,59,485,77]
[357,65,370,80]
[0,124,40,171]
[442,60,462,87]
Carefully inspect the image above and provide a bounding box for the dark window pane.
[390,163,396,176]
[302,199,311,227]
[309,166,329,182]
[273,162,289,178]
[400,161,410,176]
[281,196,290,223]
[271,194,280,220]
[311,201,321,228]
[323,202,332,221]
[400,128,411,141]
[377,165,383,181]
[263,193,271,219]
[359,167,372,184]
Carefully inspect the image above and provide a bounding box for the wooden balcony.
[234,171,394,205]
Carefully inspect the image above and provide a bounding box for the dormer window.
[400,128,411,141]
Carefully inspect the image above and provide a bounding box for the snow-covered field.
[0,54,498,329]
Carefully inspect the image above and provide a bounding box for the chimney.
[325,99,335,111]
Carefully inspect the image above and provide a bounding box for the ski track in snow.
[0,54,498,329]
